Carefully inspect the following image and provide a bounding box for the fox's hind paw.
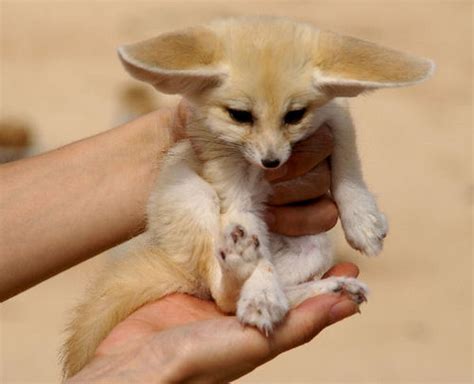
[217,224,262,282]
[237,279,289,336]
[285,276,369,307]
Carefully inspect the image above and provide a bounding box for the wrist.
[110,110,177,236]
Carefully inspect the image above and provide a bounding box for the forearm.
[0,112,171,301]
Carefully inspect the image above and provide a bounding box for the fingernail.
[328,299,359,325]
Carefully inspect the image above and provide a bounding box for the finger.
[265,196,338,236]
[272,263,360,354]
[323,262,360,278]
[269,294,359,355]
[265,124,334,183]
[268,160,330,205]
[181,295,357,380]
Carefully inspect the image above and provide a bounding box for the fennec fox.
[62,16,433,377]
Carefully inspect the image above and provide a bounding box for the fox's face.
[198,50,329,168]
[119,17,433,169]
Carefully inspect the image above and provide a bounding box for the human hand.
[67,263,360,383]
[264,125,337,236]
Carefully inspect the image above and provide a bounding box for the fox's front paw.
[340,197,388,256]
[217,224,261,281]
[237,278,289,336]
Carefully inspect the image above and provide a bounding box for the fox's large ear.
[313,31,435,97]
[117,27,226,95]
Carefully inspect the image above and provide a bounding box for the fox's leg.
[285,276,369,307]
[324,99,389,256]
[216,210,288,334]
[270,233,333,287]
[212,224,262,311]
[236,256,289,335]
[209,209,288,334]
[201,159,289,333]
[270,234,368,309]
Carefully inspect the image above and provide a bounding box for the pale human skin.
[68,263,360,383]
[0,102,360,382]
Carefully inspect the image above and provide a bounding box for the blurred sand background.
[0,1,472,383]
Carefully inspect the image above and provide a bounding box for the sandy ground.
[0,1,472,383]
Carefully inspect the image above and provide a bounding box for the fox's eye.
[227,108,254,124]
[284,108,307,125]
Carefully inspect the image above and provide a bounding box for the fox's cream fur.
[61,16,434,378]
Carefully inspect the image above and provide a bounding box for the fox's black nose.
[261,158,281,169]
